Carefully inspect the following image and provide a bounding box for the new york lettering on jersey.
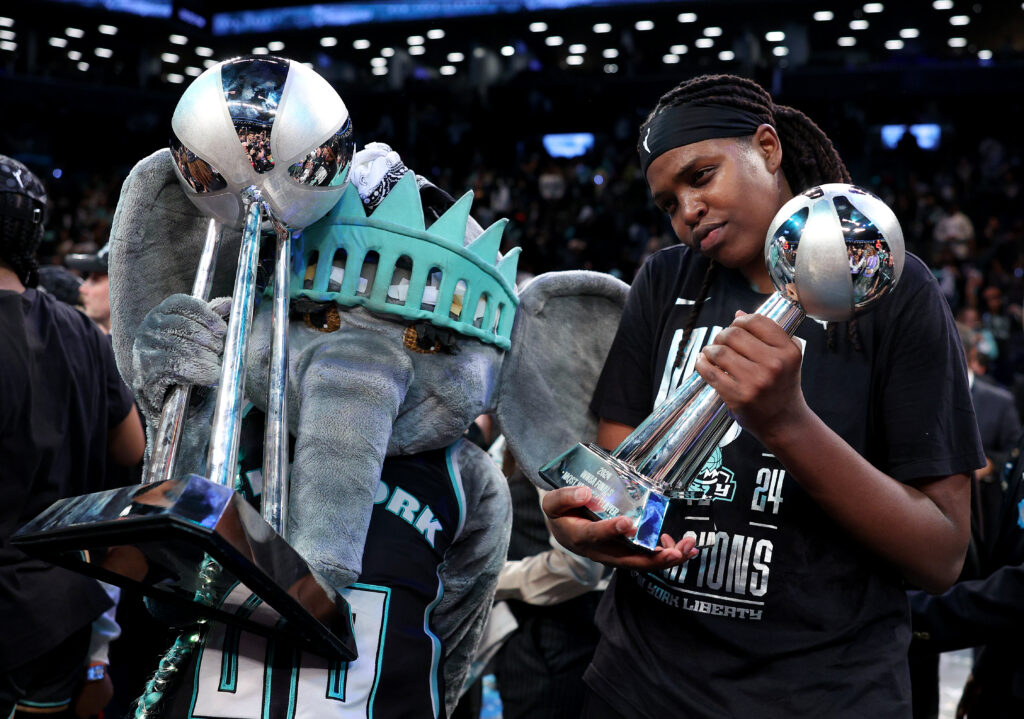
[166,446,465,719]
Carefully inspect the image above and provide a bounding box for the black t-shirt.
[587,246,984,718]
[0,288,135,671]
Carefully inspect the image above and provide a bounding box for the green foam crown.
[290,172,520,349]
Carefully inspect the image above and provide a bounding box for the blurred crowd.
[40,116,1024,404]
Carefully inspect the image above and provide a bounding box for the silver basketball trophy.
[13,57,359,658]
[540,184,905,549]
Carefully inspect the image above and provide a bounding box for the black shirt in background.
[0,288,135,671]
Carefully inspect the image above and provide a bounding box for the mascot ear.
[108,148,242,375]
[495,270,628,488]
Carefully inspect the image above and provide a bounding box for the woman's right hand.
[541,486,698,570]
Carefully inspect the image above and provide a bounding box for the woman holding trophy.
[543,74,984,717]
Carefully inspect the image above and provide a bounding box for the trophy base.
[539,443,670,550]
[12,474,357,661]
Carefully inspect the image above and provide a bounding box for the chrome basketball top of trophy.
[169,55,354,229]
[764,183,905,322]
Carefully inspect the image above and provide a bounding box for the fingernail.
[574,487,589,502]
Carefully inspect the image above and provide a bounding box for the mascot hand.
[131,293,231,420]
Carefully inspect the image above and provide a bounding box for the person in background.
[66,242,112,334]
[0,155,144,719]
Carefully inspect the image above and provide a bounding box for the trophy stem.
[612,370,706,466]
[262,221,293,536]
[629,291,805,493]
[145,218,222,485]
[207,188,264,488]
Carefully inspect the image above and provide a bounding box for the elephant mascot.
[107,142,628,719]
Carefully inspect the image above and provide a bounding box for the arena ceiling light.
[932,0,953,8]
[268,41,285,51]
[371,66,387,75]
[195,46,214,56]
[0,30,13,41]
[351,38,369,49]
[662,53,679,64]
[409,45,426,55]
[677,12,697,23]
[900,28,920,38]
[850,19,869,30]
[837,36,857,46]
[407,35,424,45]
[719,50,736,61]
[94,47,113,58]
[252,46,268,55]
[0,40,16,51]
[166,73,184,83]
[185,66,202,76]
[603,63,617,73]
[703,26,723,37]
[440,64,456,75]
[863,3,884,13]
[602,48,618,58]
[203,59,216,68]
[447,51,464,62]
[813,11,834,21]
[592,23,611,33]
[695,37,714,48]
[545,35,563,46]
[635,20,655,31]
[98,25,117,35]
[884,39,904,49]
[529,21,547,33]
[67,50,81,60]
[765,31,785,42]
[978,49,992,59]
[0,17,13,28]
[670,44,688,54]
[950,15,970,25]
[77,61,89,71]
[569,43,586,53]
[49,36,68,47]
[160,52,179,62]
[473,47,486,58]
[370,57,386,66]
[427,29,445,40]
[66,27,85,38]
[948,37,967,47]
[501,45,515,56]
[169,34,188,45]
[566,55,583,65]
[773,46,789,56]
[380,47,395,57]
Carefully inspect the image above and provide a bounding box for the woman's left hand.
[694,310,811,444]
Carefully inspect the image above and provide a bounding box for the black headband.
[639,104,766,176]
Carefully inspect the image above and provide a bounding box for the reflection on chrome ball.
[169,55,354,230]
[765,183,905,322]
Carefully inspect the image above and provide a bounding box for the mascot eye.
[304,305,341,333]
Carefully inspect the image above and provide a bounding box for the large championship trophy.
[540,184,905,549]
[13,57,358,659]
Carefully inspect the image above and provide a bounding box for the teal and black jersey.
[164,446,469,719]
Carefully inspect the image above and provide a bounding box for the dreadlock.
[640,74,861,354]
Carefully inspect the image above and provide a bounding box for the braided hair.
[639,74,860,364]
